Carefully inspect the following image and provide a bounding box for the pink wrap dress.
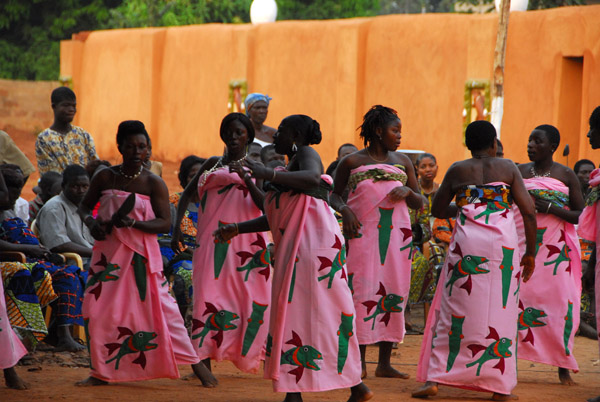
[346,163,412,345]
[514,177,581,371]
[417,183,520,395]
[0,277,27,369]
[83,190,199,382]
[191,167,271,373]
[263,174,362,393]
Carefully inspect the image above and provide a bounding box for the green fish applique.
[317,236,347,289]
[104,326,158,370]
[446,314,465,372]
[87,253,120,300]
[214,221,231,279]
[362,282,404,330]
[445,244,489,296]
[377,207,394,265]
[518,300,546,345]
[191,302,239,348]
[337,312,354,374]
[466,327,512,376]
[241,301,268,357]
[236,235,272,282]
[544,230,571,275]
[280,331,323,383]
[563,300,574,356]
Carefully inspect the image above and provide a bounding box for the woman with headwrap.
[245,93,276,147]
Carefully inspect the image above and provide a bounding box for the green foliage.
[277,0,380,20]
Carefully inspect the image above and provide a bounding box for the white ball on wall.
[250,0,278,24]
[494,0,529,12]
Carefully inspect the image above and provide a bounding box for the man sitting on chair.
[36,164,93,267]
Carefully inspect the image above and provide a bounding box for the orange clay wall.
[61,6,600,174]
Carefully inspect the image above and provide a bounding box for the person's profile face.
[380,119,402,151]
[588,126,600,150]
[273,124,294,155]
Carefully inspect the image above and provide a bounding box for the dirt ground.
[2,329,600,402]
[6,130,600,401]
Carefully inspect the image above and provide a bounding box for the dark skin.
[50,98,76,134]
[417,157,440,196]
[171,120,263,388]
[248,100,277,143]
[331,117,422,379]
[50,175,93,258]
[214,120,373,402]
[518,128,583,385]
[412,141,537,401]
[585,117,600,402]
[76,133,213,387]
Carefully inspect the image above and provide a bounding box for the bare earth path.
[3,334,599,401]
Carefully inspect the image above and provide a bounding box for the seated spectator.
[0,164,87,352]
[248,142,262,163]
[36,165,94,265]
[29,171,62,224]
[159,155,206,318]
[574,158,595,198]
[326,143,359,177]
[143,137,163,177]
[35,87,98,174]
[260,144,285,168]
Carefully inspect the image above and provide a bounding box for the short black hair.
[574,159,595,174]
[337,143,358,157]
[465,120,496,152]
[359,105,399,147]
[496,138,503,149]
[51,86,76,105]
[178,155,205,188]
[416,153,437,165]
[590,106,600,130]
[0,164,24,188]
[62,164,88,187]
[116,120,150,147]
[219,113,255,144]
[39,171,62,192]
[534,124,560,148]
[280,115,322,145]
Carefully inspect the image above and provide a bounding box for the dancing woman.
[172,113,270,383]
[331,105,423,379]
[214,114,372,402]
[413,121,537,400]
[77,120,210,385]
[515,125,583,385]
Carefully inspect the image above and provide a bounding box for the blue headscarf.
[244,93,272,116]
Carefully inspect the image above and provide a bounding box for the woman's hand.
[387,186,412,203]
[213,223,239,243]
[89,218,109,241]
[112,214,135,229]
[534,198,552,215]
[341,206,362,239]
[24,244,51,260]
[229,161,251,182]
[520,253,535,282]
[244,158,272,181]
[171,228,185,254]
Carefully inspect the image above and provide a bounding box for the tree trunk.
[491,0,511,139]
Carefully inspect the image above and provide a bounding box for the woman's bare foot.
[4,368,28,390]
[348,382,374,402]
[55,326,86,352]
[491,393,518,401]
[191,362,218,388]
[75,376,108,386]
[558,367,576,385]
[375,364,410,379]
[283,392,302,402]
[412,381,438,398]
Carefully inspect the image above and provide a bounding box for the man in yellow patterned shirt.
[35,87,98,174]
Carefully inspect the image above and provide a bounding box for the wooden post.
[490,0,511,139]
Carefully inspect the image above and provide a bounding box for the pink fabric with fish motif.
[84,190,198,382]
